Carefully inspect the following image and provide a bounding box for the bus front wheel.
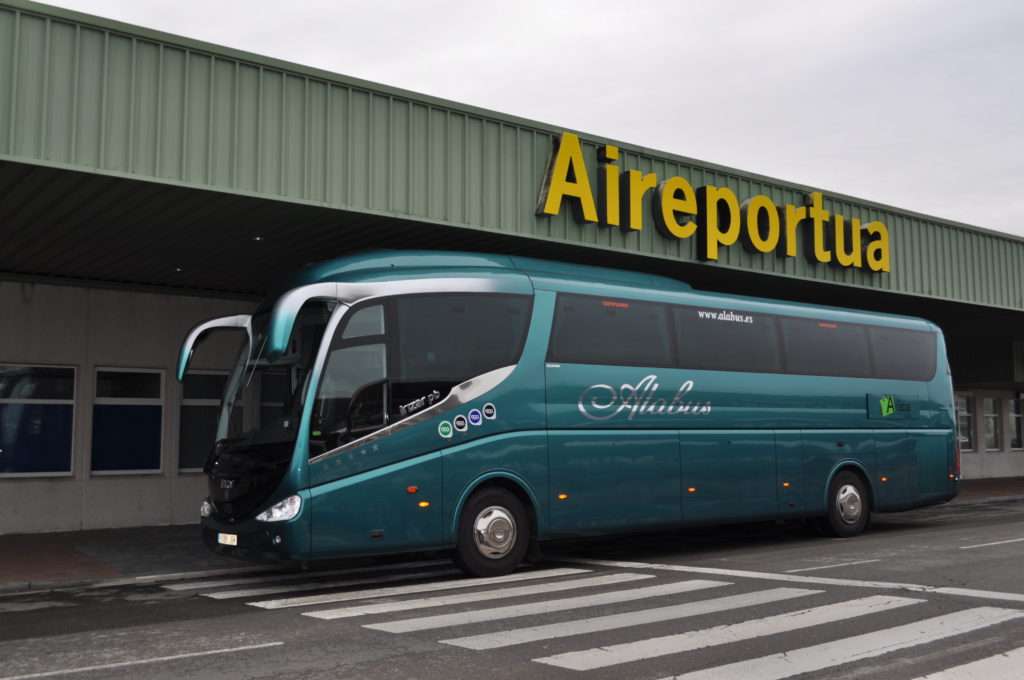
[820,470,871,538]
[454,487,531,577]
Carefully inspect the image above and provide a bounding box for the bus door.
[680,431,778,523]
[306,302,445,556]
[307,293,535,556]
[544,294,682,534]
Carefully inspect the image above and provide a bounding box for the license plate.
[217,532,238,546]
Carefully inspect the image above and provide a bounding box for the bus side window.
[672,306,782,373]
[547,294,673,367]
[780,317,871,378]
[309,305,387,456]
[868,326,937,381]
[390,294,531,415]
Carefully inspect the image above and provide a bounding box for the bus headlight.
[200,499,213,518]
[255,494,302,522]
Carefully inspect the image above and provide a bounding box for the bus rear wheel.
[820,471,871,538]
[454,487,530,577]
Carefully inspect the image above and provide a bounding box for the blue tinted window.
[0,403,74,473]
[91,405,162,471]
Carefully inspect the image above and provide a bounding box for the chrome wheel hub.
[836,484,863,525]
[472,506,517,559]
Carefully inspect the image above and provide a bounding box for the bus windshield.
[218,301,336,450]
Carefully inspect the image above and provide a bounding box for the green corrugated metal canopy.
[1,0,1022,338]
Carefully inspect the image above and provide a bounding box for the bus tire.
[454,487,531,577]
[822,470,871,538]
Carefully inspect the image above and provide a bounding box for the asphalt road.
[2,498,1024,680]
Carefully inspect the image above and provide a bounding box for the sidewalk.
[949,476,1024,503]
[1,478,1021,594]
[0,524,261,594]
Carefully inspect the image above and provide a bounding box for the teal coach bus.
[178,251,958,576]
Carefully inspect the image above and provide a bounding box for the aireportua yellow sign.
[537,131,890,273]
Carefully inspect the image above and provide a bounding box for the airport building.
[1,0,1022,533]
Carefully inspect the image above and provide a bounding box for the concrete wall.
[0,280,251,534]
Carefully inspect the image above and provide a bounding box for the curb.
[949,493,1024,506]
[0,564,282,596]
[0,578,97,595]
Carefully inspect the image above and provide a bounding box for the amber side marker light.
[418,501,430,508]
[687,487,698,494]
[782,481,791,488]
[880,476,889,483]
[406,485,419,494]
[557,493,569,501]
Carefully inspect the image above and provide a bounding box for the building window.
[0,365,76,475]
[956,394,975,452]
[982,397,1002,452]
[179,371,231,471]
[91,369,163,473]
[1011,398,1023,451]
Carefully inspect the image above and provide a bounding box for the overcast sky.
[51,0,1024,237]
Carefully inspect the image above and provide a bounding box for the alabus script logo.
[578,375,712,421]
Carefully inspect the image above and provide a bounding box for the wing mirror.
[177,315,251,381]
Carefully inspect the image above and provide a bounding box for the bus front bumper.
[200,504,310,562]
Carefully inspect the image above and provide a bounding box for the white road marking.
[203,569,461,600]
[910,645,1024,679]
[785,559,881,573]
[0,642,284,680]
[166,559,449,591]
[366,579,731,634]
[442,587,819,650]
[931,586,1024,601]
[534,594,922,671]
[248,567,589,610]
[665,607,1024,680]
[959,537,1024,551]
[305,572,652,620]
[569,558,1024,603]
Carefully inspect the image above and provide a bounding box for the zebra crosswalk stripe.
[534,594,923,671]
[304,572,653,620]
[365,579,732,634]
[568,558,1024,604]
[666,607,1024,680]
[203,569,462,600]
[908,645,1024,680]
[440,587,820,650]
[164,559,449,592]
[247,567,589,610]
